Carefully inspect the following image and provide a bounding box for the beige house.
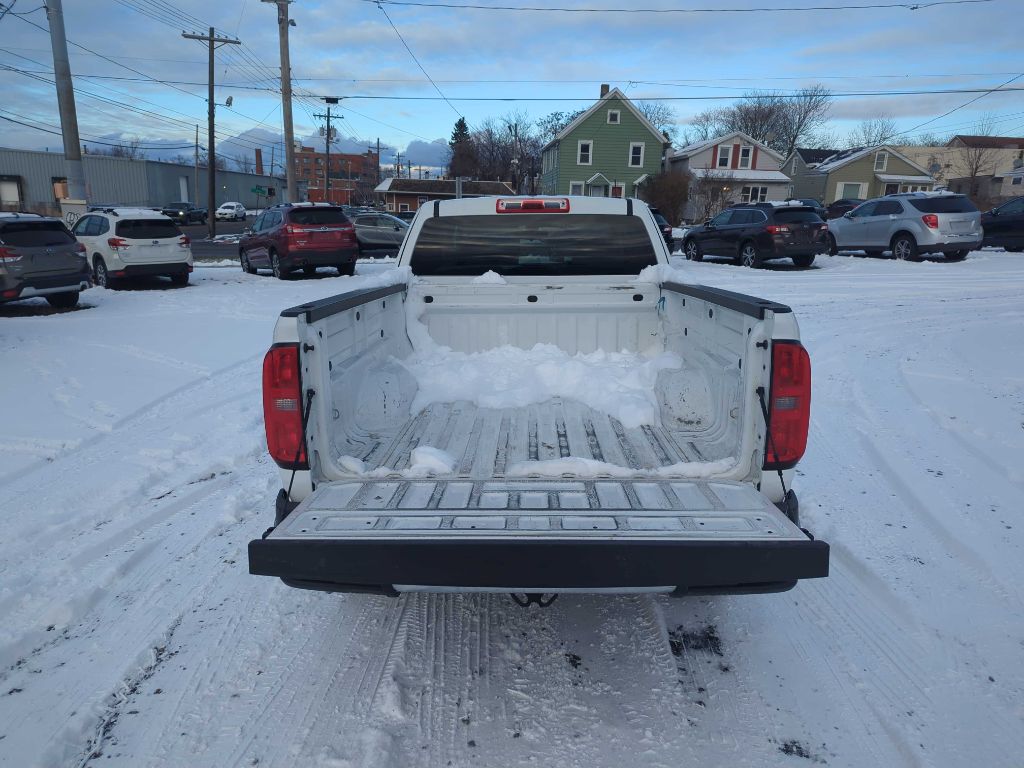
[899,135,1024,186]
[667,131,790,220]
[786,145,934,204]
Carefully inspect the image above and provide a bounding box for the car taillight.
[496,198,570,213]
[285,224,298,234]
[764,341,811,470]
[0,246,21,263]
[922,214,939,229]
[262,344,308,469]
[179,235,190,248]
[765,225,790,234]
[75,242,86,253]
[107,237,130,249]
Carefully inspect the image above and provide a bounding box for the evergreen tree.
[448,117,477,178]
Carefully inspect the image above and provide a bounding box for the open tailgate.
[249,479,828,594]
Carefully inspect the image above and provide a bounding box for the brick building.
[294,146,379,205]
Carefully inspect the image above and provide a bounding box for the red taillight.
[179,235,190,247]
[496,198,570,213]
[107,237,130,249]
[0,246,21,263]
[262,344,308,469]
[764,341,811,470]
[765,224,790,234]
[285,224,298,235]
[922,214,939,229]
[75,242,87,253]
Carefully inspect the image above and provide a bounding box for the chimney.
[254,148,264,176]
[600,83,609,98]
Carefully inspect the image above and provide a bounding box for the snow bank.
[507,456,736,479]
[470,270,507,285]
[636,263,690,285]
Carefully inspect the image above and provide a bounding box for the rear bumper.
[1,267,92,302]
[922,238,982,254]
[283,247,358,267]
[120,262,192,277]
[249,531,829,595]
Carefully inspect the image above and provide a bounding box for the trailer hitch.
[509,593,559,608]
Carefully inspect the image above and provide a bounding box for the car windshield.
[165,203,189,209]
[0,221,75,246]
[907,196,978,214]
[774,210,823,223]
[116,220,182,239]
[410,214,658,276]
[289,209,350,225]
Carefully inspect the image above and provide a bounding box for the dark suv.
[682,203,828,268]
[647,206,674,247]
[239,204,359,279]
[981,196,1024,251]
[0,213,91,308]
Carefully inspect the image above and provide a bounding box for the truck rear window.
[409,214,659,276]
[773,209,823,223]
[116,220,181,239]
[289,209,349,226]
[907,196,977,214]
[0,221,75,246]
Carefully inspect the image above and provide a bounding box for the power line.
[897,72,1024,135]
[0,109,194,149]
[374,0,463,119]
[365,0,994,12]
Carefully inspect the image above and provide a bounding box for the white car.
[71,208,193,288]
[216,202,247,221]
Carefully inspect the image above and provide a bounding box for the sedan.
[216,202,247,221]
[352,213,409,253]
[980,196,1024,251]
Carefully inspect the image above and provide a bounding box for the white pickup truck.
[248,196,828,598]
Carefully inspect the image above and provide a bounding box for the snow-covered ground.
[1,252,1023,767]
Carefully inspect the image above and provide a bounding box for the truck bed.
[345,397,716,478]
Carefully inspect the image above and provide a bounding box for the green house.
[541,86,669,198]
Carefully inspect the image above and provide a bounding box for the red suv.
[239,204,358,279]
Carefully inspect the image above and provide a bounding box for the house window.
[628,142,645,168]
[839,182,864,199]
[740,185,768,203]
[717,146,731,168]
[792,158,799,174]
[577,141,592,165]
[1012,176,1022,186]
[399,203,410,212]
[607,110,620,125]
[874,151,888,172]
[739,146,752,169]
[569,181,584,195]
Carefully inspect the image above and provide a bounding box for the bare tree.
[635,101,679,143]
[536,109,585,143]
[689,168,736,223]
[681,87,832,156]
[846,115,901,148]
[229,153,255,173]
[641,170,692,225]
[955,117,999,208]
[95,137,144,159]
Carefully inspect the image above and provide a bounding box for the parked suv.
[682,202,828,268]
[980,196,1024,251]
[0,213,91,308]
[215,202,247,221]
[647,206,674,247]
[825,198,865,219]
[72,208,193,287]
[239,204,358,279]
[352,212,408,252]
[827,192,981,261]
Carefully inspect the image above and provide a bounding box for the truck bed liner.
[346,397,716,479]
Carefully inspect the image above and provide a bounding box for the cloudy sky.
[0,0,1020,171]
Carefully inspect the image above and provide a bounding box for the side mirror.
[704,218,713,227]
[987,209,997,216]
[843,211,853,219]
[242,227,253,235]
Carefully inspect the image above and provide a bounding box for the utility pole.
[407,159,412,179]
[182,27,240,240]
[263,0,296,204]
[193,125,199,204]
[43,0,86,202]
[314,97,340,204]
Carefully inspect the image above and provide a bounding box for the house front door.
[611,185,623,198]
[589,185,607,197]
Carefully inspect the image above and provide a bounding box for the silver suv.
[827,192,981,262]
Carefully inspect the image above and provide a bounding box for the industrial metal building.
[0,147,286,215]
